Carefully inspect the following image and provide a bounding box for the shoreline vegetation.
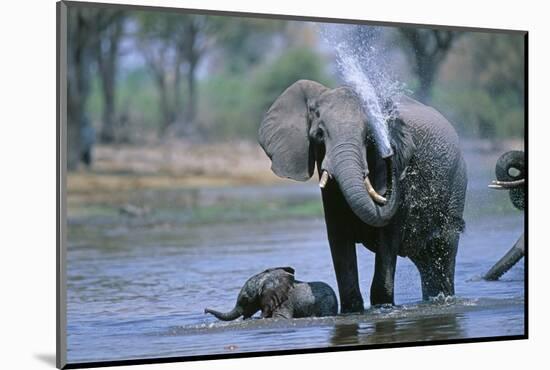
[67,138,523,226]
[68,138,524,192]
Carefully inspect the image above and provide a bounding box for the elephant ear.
[391,96,419,175]
[258,267,295,318]
[262,266,295,275]
[259,80,328,181]
[388,117,415,177]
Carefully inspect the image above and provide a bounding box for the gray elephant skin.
[494,150,524,210]
[258,80,467,313]
[484,150,525,281]
[204,267,338,320]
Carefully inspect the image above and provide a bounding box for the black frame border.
[56,1,529,369]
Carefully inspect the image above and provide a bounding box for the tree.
[398,28,461,102]
[209,18,285,74]
[471,33,524,106]
[254,48,333,118]
[95,13,125,143]
[464,33,524,138]
[66,7,123,169]
[419,32,524,139]
[136,13,213,136]
[67,7,91,170]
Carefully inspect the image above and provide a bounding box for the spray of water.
[322,25,408,158]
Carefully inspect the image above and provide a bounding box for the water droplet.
[322,25,408,158]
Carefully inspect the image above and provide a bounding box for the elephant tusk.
[364,177,387,205]
[488,178,525,190]
[319,170,330,188]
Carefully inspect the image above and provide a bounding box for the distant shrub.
[198,48,334,140]
[432,86,524,139]
[87,68,163,141]
[252,48,334,116]
[198,74,257,139]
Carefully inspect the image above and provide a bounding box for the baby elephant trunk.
[204,306,242,321]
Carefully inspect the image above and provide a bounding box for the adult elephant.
[489,150,525,210]
[484,150,525,281]
[258,80,467,313]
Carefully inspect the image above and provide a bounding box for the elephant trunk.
[484,234,524,281]
[494,150,525,211]
[204,306,243,321]
[332,142,399,227]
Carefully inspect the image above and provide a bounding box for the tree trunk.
[67,9,93,170]
[142,47,176,137]
[180,20,200,137]
[98,17,123,143]
[399,29,459,103]
[100,80,115,142]
[157,76,174,135]
[184,57,197,134]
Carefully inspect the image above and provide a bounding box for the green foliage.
[87,68,163,139]
[79,8,524,144]
[86,76,102,123]
[198,47,334,140]
[208,17,285,73]
[472,33,524,103]
[68,191,323,226]
[430,32,524,139]
[253,48,334,118]
[198,73,256,139]
[189,198,323,224]
[116,69,163,132]
[433,86,524,139]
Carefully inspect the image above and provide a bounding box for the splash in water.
[428,292,457,305]
[323,25,407,158]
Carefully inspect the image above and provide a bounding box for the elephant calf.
[204,267,338,320]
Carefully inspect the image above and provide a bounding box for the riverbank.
[67,138,523,223]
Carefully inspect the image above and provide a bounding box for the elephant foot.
[370,303,395,313]
[414,262,455,301]
[412,235,458,302]
[340,300,365,314]
[370,289,395,307]
[421,281,454,301]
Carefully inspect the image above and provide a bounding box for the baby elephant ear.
[259,80,328,181]
[262,266,295,275]
[259,268,295,318]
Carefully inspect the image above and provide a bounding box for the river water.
[66,150,525,364]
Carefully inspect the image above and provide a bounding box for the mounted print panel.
[57,1,527,368]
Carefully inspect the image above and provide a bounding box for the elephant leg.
[370,228,399,306]
[272,302,294,319]
[412,232,458,300]
[329,238,364,313]
[370,248,397,306]
[322,184,364,314]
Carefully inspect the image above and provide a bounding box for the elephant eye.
[508,167,521,178]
